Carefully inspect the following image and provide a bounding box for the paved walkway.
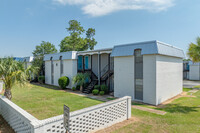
[183,80,200,88]
[132,105,166,115]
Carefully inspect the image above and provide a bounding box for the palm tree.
[187,37,200,62]
[73,73,90,92]
[0,57,38,100]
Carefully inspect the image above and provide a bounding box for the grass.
[112,88,200,133]
[11,83,103,120]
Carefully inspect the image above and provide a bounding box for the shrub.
[76,85,80,90]
[58,76,70,89]
[101,85,108,93]
[94,85,101,90]
[99,91,105,95]
[38,76,45,84]
[92,89,99,95]
[72,87,76,91]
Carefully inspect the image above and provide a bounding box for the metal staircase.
[83,64,114,94]
[82,71,98,94]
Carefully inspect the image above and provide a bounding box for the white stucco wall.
[45,61,51,85]
[53,60,60,86]
[114,56,135,100]
[156,55,183,105]
[45,59,77,88]
[113,54,182,105]
[62,59,77,88]
[189,65,200,80]
[143,55,157,105]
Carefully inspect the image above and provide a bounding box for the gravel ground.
[0,115,15,133]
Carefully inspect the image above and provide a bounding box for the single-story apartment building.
[44,40,184,105]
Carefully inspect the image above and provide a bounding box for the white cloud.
[53,0,175,17]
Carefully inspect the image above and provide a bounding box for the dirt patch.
[95,117,140,133]
[0,115,15,133]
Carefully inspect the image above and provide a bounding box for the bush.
[99,91,105,95]
[76,85,80,90]
[58,76,70,89]
[92,89,99,95]
[94,85,101,90]
[38,76,45,84]
[101,85,108,93]
[72,87,76,91]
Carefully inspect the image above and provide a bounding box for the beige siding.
[114,56,135,100]
[156,55,182,105]
[92,55,98,76]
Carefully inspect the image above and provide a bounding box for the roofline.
[112,40,183,51]
[78,48,113,54]
[112,40,157,48]
[44,51,77,56]
[156,40,183,51]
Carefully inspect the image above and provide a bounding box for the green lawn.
[11,83,103,120]
[112,89,200,133]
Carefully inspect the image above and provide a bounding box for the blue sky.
[0,0,200,58]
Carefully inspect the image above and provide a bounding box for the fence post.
[127,96,132,119]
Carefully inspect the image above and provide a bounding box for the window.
[134,49,143,101]
[50,57,54,84]
[60,56,63,75]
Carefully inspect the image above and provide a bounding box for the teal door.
[78,56,83,70]
[85,56,89,69]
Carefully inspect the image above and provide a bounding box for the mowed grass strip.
[112,89,200,133]
[11,83,103,120]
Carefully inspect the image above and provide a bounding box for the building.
[44,40,184,105]
[183,60,191,80]
[189,62,200,80]
[23,56,34,69]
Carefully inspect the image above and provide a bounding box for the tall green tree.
[32,41,57,76]
[59,20,97,52]
[187,37,200,62]
[0,57,38,100]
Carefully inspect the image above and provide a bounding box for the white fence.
[0,96,131,133]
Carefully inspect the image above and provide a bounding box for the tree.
[187,37,200,62]
[33,41,57,57]
[0,57,38,100]
[32,41,57,76]
[73,73,90,92]
[59,20,97,52]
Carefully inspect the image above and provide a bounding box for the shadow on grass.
[162,104,199,114]
[31,82,62,90]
